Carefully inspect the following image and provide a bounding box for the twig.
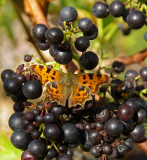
[117,49,147,65]
[11,0,46,63]
[25,0,50,27]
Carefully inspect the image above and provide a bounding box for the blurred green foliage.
[0,132,22,160]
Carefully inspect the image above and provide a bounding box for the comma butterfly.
[30,65,109,108]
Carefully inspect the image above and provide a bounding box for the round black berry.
[28,140,47,159]
[104,118,124,137]
[109,0,125,17]
[23,80,42,99]
[140,67,147,81]
[57,154,73,160]
[32,24,48,40]
[127,10,145,29]
[92,1,109,18]
[1,69,14,82]
[37,40,50,50]
[4,79,22,95]
[78,18,93,32]
[11,129,32,150]
[45,27,64,44]
[75,37,90,52]
[21,150,37,160]
[60,6,78,23]
[24,54,32,62]
[80,51,99,70]
[125,70,139,79]
[112,61,125,73]
[44,124,61,140]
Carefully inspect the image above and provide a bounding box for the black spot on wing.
[79,86,85,91]
[46,68,51,73]
[39,65,44,69]
[83,75,86,80]
[97,74,102,77]
[88,74,93,79]
[83,81,87,84]
[77,93,80,96]
[51,76,55,80]
[53,71,56,75]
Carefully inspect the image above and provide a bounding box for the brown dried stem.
[117,49,147,65]
[25,0,50,27]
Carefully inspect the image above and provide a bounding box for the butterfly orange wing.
[75,73,109,94]
[30,65,66,106]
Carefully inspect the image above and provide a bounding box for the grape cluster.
[1,56,147,160]
[1,4,147,160]
[92,0,147,30]
[32,6,98,70]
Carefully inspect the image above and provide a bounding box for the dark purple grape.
[127,10,145,29]
[74,37,90,52]
[140,67,147,81]
[117,104,134,122]
[137,109,147,123]
[21,149,37,160]
[32,24,48,40]
[13,102,24,112]
[27,123,35,132]
[78,18,93,32]
[80,51,98,70]
[102,144,112,155]
[9,112,25,131]
[60,6,78,23]
[44,113,56,124]
[11,129,32,150]
[92,1,109,18]
[4,79,22,95]
[23,80,42,99]
[45,27,64,44]
[44,124,61,140]
[28,140,47,159]
[24,54,32,62]
[104,118,124,137]
[125,70,139,79]
[24,112,35,122]
[144,32,147,41]
[88,130,101,144]
[121,78,137,92]
[57,154,73,160]
[116,142,129,156]
[35,115,44,123]
[83,123,91,132]
[16,74,26,84]
[32,109,41,117]
[123,8,135,22]
[58,144,68,154]
[51,105,63,116]
[37,40,50,51]
[83,24,98,40]
[1,69,14,82]
[112,61,125,73]
[94,108,110,122]
[90,144,102,158]
[109,0,125,17]
[31,130,41,139]
[62,123,80,143]
[53,45,73,64]
[94,122,104,131]
[126,97,147,113]
[130,124,145,142]
[46,148,57,160]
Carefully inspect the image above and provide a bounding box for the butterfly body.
[31,65,109,108]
